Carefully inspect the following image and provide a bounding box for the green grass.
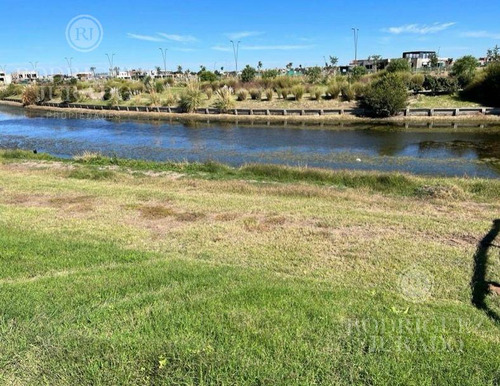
[409,94,484,108]
[0,151,499,384]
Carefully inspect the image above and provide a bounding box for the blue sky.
[0,0,499,75]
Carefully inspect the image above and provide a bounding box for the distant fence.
[3,98,500,117]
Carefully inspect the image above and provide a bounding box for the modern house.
[349,58,390,72]
[11,71,38,83]
[0,72,12,84]
[402,51,452,70]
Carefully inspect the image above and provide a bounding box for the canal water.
[1,105,499,178]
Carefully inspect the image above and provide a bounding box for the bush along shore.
[1,50,499,121]
[0,149,499,384]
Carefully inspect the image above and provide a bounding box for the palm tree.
[90,66,96,79]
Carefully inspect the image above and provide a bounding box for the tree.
[429,53,439,70]
[369,55,382,72]
[329,56,338,67]
[350,66,367,81]
[363,73,408,117]
[257,61,263,73]
[177,65,183,73]
[462,62,500,106]
[198,70,217,82]
[487,45,500,62]
[451,55,478,87]
[241,65,257,82]
[286,63,293,70]
[90,66,96,78]
[386,58,411,73]
[305,66,322,83]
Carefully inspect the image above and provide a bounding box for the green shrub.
[106,88,121,106]
[386,58,411,73]
[179,82,203,112]
[198,70,217,82]
[236,89,249,101]
[61,86,79,103]
[213,88,235,112]
[250,89,262,100]
[154,81,165,93]
[291,85,304,101]
[281,88,290,100]
[326,83,341,99]
[363,73,408,117]
[0,83,23,98]
[205,88,213,100]
[452,55,479,87]
[119,86,131,101]
[350,66,368,81]
[423,75,458,95]
[461,62,500,106]
[341,84,355,101]
[161,92,177,106]
[241,65,257,83]
[305,66,322,84]
[309,87,322,100]
[352,82,368,99]
[410,74,425,92]
[264,88,273,101]
[21,84,41,105]
[262,69,279,79]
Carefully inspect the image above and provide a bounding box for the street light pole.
[106,53,115,77]
[159,48,168,75]
[65,57,73,77]
[230,40,240,74]
[351,28,359,65]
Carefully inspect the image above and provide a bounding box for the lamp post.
[351,28,359,65]
[106,53,115,77]
[230,40,240,74]
[65,57,73,77]
[159,48,168,76]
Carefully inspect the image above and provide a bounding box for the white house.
[0,72,12,84]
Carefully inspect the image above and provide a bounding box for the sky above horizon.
[0,0,499,75]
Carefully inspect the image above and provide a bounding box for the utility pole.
[351,28,359,65]
[230,40,241,74]
[65,57,73,77]
[159,48,168,75]
[106,53,115,77]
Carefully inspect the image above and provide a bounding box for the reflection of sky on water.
[1,105,499,178]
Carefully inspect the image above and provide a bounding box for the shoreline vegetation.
[0,149,499,384]
[2,99,500,125]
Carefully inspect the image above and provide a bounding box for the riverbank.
[0,150,499,384]
[2,99,500,125]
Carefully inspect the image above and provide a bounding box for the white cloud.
[386,22,456,35]
[157,33,198,43]
[225,31,263,40]
[127,33,164,42]
[461,31,500,39]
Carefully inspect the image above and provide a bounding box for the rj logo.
[75,27,94,41]
[66,15,103,52]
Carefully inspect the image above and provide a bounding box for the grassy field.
[409,94,483,108]
[0,150,499,385]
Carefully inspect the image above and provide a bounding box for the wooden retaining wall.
[3,99,500,117]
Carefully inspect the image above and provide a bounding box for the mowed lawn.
[0,152,499,385]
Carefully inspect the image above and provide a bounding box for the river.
[1,105,499,178]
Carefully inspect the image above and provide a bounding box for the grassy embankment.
[0,150,499,384]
